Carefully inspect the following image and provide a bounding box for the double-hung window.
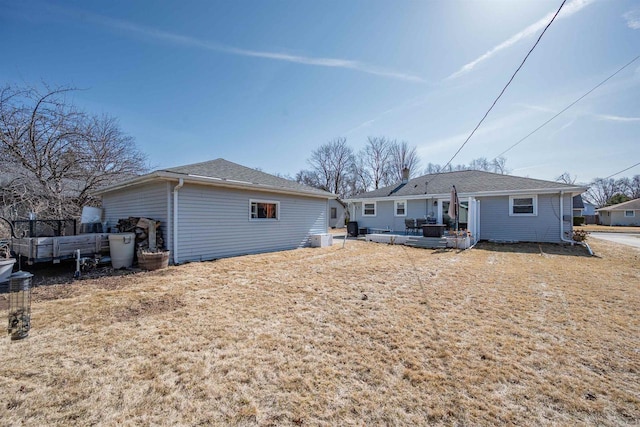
[625,210,635,217]
[363,202,376,217]
[250,200,279,220]
[395,200,407,217]
[509,195,537,216]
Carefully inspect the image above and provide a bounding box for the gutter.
[173,178,184,264]
[559,191,593,256]
[345,186,587,204]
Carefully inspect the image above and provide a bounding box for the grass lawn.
[1,238,638,425]
[576,224,640,234]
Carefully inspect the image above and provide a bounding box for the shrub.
[573,229,589,242]
[573,216,585,226]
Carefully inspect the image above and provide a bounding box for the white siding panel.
[608,210,640,226]
[175,184,327,262]
[101,183,169,234]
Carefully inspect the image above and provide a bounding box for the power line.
[493,54,640,160]
[603,161,640,179]
[440,0,567,172]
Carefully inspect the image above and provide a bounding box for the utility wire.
[603,161,640,179]
[439,0,567,172]
[493,54,640,160]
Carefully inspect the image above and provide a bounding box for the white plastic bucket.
[0,258,16,282]
[81,206,103,224]
[108,233,135,268]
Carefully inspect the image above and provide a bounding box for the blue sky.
[1,0,638,184]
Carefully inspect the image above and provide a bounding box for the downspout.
[560,191,593,256]
[173,178,184,264]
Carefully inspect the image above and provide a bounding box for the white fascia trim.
[345,187,586,203]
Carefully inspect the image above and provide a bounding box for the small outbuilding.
[94,159,336,264]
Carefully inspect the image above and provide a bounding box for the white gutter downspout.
[173,178,184,264]
[560,191,593,256]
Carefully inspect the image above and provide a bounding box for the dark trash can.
[422,224,445,238]
[347,221,358,237]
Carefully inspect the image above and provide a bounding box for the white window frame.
[330,207,337,219]
[509,195,538,216]
[624,210,635,217]
[362,201,377,217]
[249,199,280,221]
[394,200,407,217]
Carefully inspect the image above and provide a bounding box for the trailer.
[11,234,110,265]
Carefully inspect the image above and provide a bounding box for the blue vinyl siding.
[174,184,327,262]
[478,193,572,243]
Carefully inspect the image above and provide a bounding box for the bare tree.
[490,157,510,174]
[423,157,509,175]
[388,140,420,182]
[618,175,640,199]
[306,137,354,197]
[359,137,392,190]
[351,156,372,194]
[555,172,577,184]
[583,178,620,208]
[0,84,148,220]
[295,169,325,191]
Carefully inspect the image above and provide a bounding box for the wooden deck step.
[405,237,447,249]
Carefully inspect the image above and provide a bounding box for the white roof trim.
[344,187,586,203]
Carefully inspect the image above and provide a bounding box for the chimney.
[401,166,410,183]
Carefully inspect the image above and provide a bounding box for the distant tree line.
[0,84,148,224]
[581,176,640,208]
[295,137,509,198]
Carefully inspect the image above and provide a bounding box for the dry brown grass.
[577,224,640,233]
[1,239,639,426]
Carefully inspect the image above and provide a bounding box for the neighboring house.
[581,200,597,224]
[573,195,585,217]
[596,198,640,226]
[583,201,596,216]
[329,198,347,228]
[344,170,587,244]
[94,159,335,264]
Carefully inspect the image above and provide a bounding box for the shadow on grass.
[472,241,594,258]
[1,258,143,290]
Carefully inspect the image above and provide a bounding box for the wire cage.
[7,271,33,340]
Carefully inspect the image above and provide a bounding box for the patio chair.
[415,218,427,235]
[404,218,417,235]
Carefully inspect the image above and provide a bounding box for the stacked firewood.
[115,217,165,250]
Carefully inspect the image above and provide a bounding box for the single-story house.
[596,198,640,226]
[329,198,348,228]
[94,159,336,264]
[344,169,587,244]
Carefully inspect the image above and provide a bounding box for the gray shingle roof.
[352,170,581,199]
[162,158,333,197]
[597,198,640,211]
